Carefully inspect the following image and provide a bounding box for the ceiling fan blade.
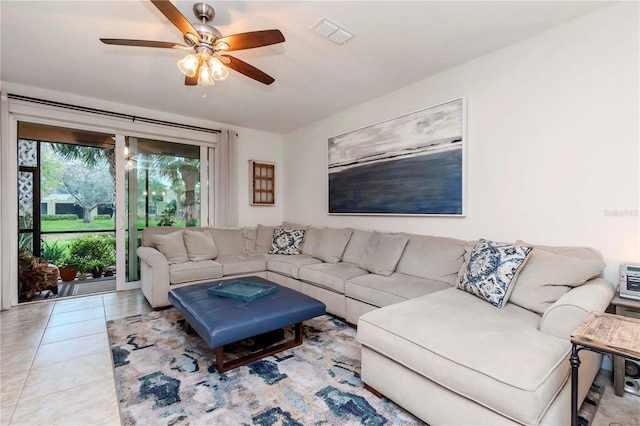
[150,0,200,40]
[217,30,285,51]
[220,55,275,85]
[100,38,188,49]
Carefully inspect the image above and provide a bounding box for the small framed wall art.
[249,160,275,205]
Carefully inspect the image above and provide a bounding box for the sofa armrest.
[137,246,167,266]
[539,278,615,339]
[136,246,171,308]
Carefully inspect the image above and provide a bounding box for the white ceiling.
[1,1,613,134]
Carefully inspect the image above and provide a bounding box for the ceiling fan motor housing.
[183,3,222,47]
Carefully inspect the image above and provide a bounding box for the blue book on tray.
[208,280,276,302]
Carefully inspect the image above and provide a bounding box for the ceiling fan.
[100,0,285,86]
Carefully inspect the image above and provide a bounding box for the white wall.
[283,2,639,284]
[235,127,283,227]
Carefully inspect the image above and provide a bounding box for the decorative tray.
[208,280,276,302]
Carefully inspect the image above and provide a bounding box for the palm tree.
[149,155,200,227]
[51,144,115,180]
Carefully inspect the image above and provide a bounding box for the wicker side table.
[570,312,640,426]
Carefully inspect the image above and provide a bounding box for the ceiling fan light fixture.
[177,53,199,77]
[198,62,215,86]
[209,57,229,80]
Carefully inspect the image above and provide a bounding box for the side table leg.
[570,344,581,426]
[613,354,625,397]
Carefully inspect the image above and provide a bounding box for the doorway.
[16,123,213,302]
[17,122,116,302]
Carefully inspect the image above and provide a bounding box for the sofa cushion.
[169,260,223,284]
[215,255,267,276]
[313,228,353,264]
[255,224,278,254]
[142,226,201,249]
[516,241,603,261]
[183,229,218,261]
[346,273,450,308]
[281,221,309,231]
[510,244,606,315]
[358,232,408,277]
[153,231,189,264]
[243,227,257,254]
[457,239,532,308]
[357,288,568,425]
[267,254,323,279]
[342,229,372,264]
[299,262,367,293]
[269,228,305,255]
[209,228,246,256]
[302,226,323,256]
[397,234,467,284]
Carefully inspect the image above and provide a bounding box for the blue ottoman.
[168,276,326,372]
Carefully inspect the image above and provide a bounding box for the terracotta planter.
[59,266,78,282]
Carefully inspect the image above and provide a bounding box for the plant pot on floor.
[91,267,103,279]
[59,266,78,282]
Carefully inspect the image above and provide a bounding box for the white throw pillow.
[509,245,605,314]
[183,230,218,262]
[457,239,532,308]
[153,231,189,264]
[301,226,323,256]
[313,228,353,264]
[359,232,408,276]
[256,224,278,254]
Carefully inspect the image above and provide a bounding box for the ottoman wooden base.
[215,322,302,373]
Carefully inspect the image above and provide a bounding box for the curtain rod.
[7,94,221,134]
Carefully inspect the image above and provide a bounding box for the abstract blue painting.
[328,98,465,216]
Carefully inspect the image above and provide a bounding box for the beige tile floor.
[1,290,638,426]
[1,290,151,426]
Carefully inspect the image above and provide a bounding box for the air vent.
[310,17,354,45]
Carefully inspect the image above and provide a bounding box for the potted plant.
[40,240,66,266]
[76,258,92,281]
[58,253,78,282]
[18,248,57,301]
[63,235,117,281]
[89,259,105,278]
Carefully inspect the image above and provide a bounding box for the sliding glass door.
[124,137,207,283]
[15,121,215,300]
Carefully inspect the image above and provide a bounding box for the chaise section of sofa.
[357,241,615,425]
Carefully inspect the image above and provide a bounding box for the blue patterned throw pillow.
[269,228,306,255]
[458,239,532,308]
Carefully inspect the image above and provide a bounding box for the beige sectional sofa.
[136,223,614,425]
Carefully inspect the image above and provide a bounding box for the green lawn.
[41,219,199,233]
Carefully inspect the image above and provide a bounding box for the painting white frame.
[328,97,466,216]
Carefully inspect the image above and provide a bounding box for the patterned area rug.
[107,309,603,426]
[107,310,421,425]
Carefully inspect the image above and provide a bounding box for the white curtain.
[218,129,238,227]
